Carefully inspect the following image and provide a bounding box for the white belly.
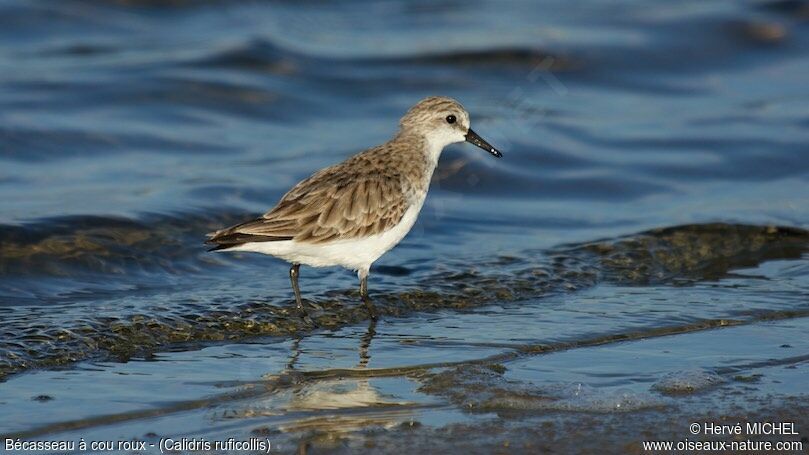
[226,199,424,272]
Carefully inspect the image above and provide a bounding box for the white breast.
[227,197,426,273]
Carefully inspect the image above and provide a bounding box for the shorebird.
[206,96,501,322]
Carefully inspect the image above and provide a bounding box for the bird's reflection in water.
[279,319,417,452]
[283,320,391,411]
[231,320,415,443]
[220,319,418,455]
[358,318,375,369]
[286,335,303,372]
[283,319,374,374]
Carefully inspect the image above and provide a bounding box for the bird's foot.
[295,301,318,328]
[298,310,318,328]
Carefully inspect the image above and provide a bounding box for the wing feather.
[206,160,410,247]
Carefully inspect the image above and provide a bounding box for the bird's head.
[399,96,502,159]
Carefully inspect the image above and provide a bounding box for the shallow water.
[1,0,808,452]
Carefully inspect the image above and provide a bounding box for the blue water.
[1,0,808,451]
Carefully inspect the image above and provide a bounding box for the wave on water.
[0,212,247,279]
[0,220,805,382]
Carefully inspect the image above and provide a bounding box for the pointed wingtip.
[207,243,236,252]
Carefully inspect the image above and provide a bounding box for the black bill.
[465,128,502,158]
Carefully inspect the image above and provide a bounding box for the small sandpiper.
[207,96,501,322]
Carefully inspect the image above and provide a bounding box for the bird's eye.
[445,115,456,124]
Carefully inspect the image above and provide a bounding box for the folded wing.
[206,165,409,250]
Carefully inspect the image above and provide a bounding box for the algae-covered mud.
[1,222,807,382]
[1,0,808,452]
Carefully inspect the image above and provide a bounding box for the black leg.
[290,264,314,325]
[359,272,378,320]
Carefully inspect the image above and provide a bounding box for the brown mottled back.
[208,134,430,246]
